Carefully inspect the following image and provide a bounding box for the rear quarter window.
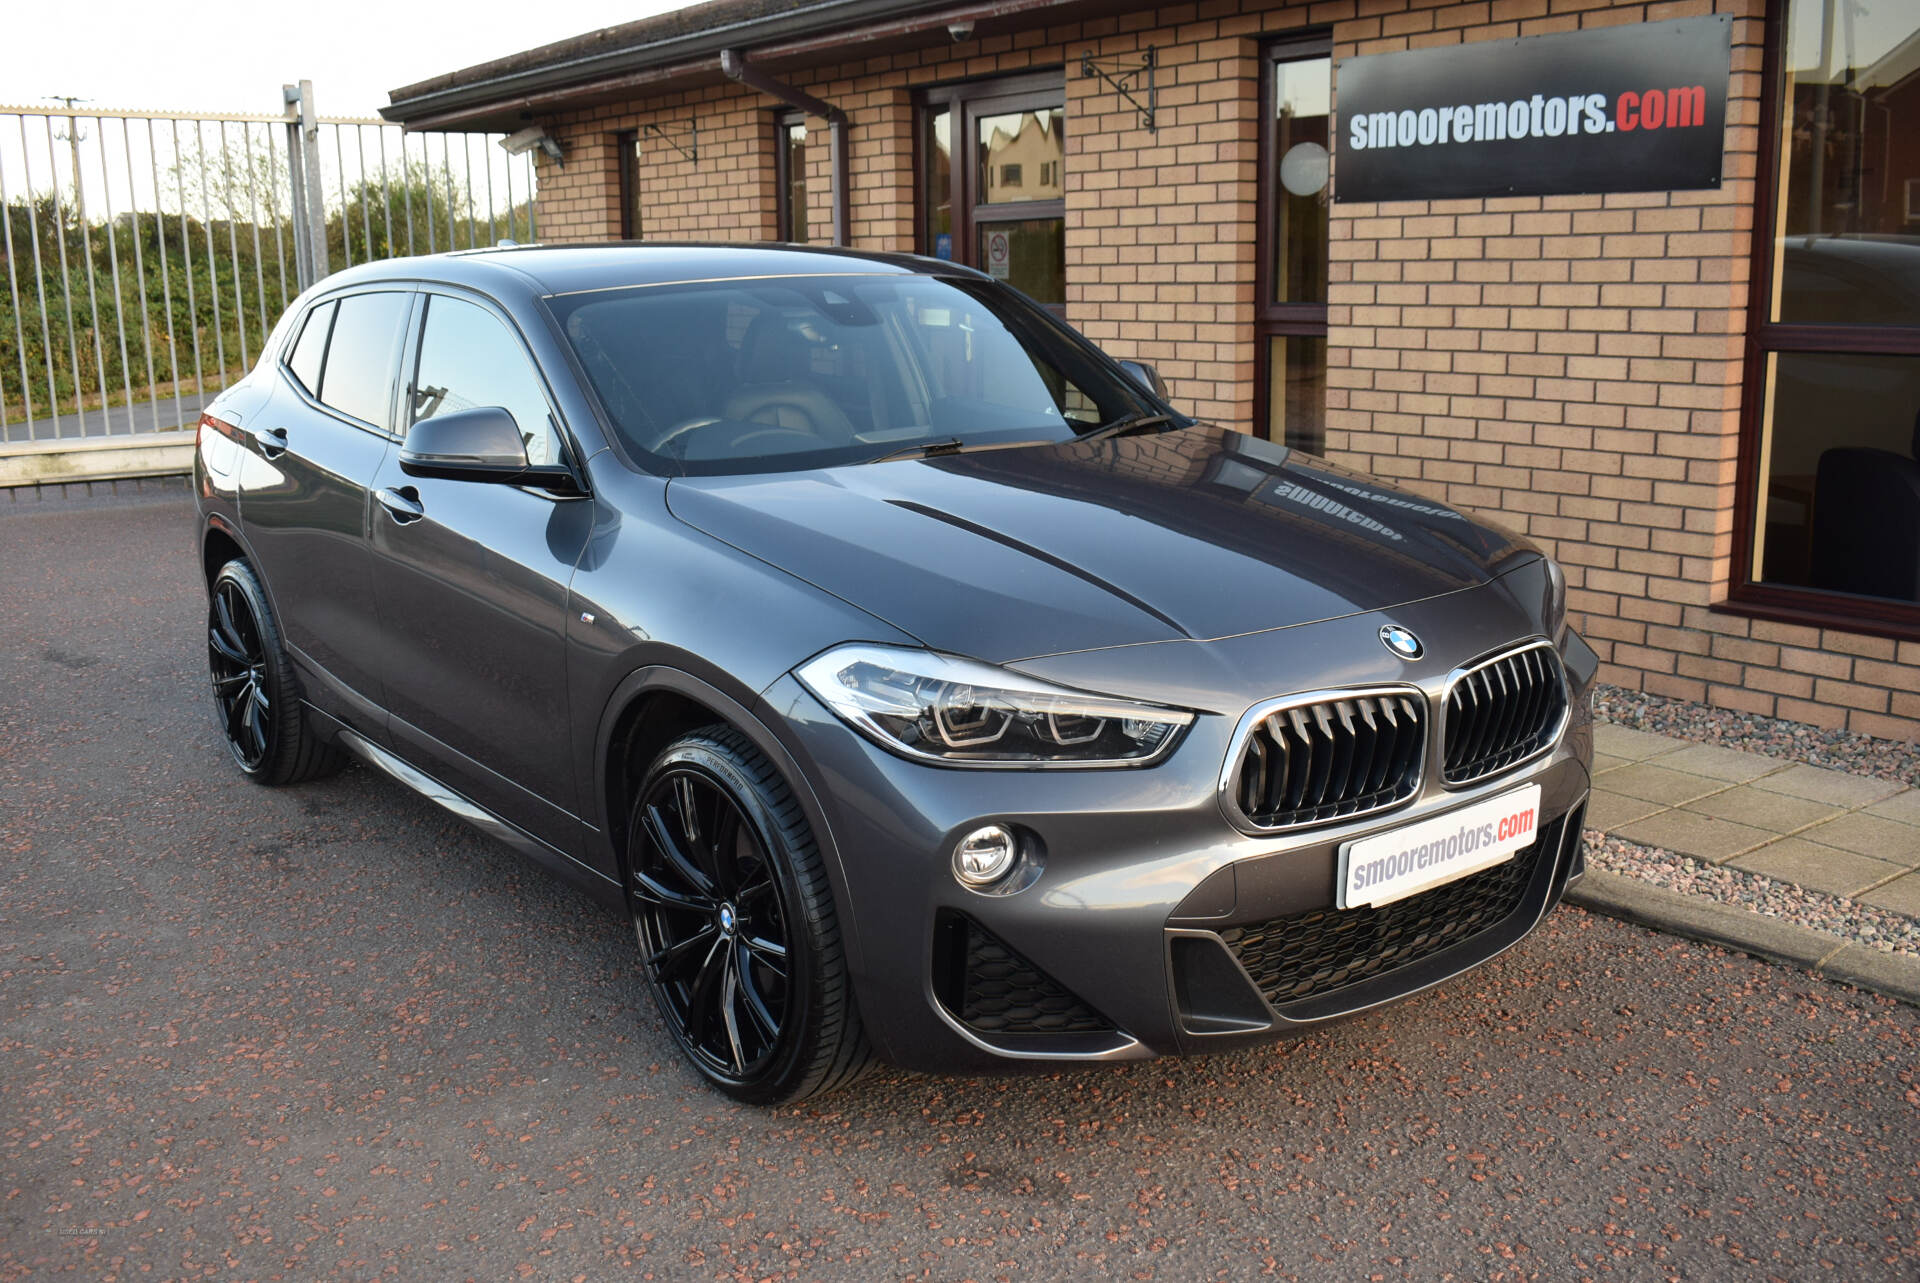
[284,301,334,397]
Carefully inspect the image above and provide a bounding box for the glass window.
[1271,58,1330,305]
[617,130,642,240]
[316,292,409,431]
[925,107,953,261]
[1771,0,1920,325]
[977,109,1064,203]
[554,274,1165,477]
[1265,335,1327,452]
[1256,40,1332,453]
[1737,1,1920,619]
[777,117,808,243]
[976,218,1065,305]
[412,295,557,466]
[285,300,333,396]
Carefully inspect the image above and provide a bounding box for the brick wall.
[514,0,1920,743]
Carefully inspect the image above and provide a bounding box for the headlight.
[794,644,1194,767]
[1544,555,1568,641]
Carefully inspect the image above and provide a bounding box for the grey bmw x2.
[194,244,1595,1102]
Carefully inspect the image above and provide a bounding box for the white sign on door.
[985,228,1012,280]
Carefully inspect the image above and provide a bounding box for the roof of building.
[382,0,963,131]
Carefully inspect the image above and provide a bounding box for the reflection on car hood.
[665,424,1531,663]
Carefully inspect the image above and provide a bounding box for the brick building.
[383,0,1920,742]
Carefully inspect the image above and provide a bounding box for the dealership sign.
[1334,16,1731,202]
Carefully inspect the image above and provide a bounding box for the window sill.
[1714,586,1920,646]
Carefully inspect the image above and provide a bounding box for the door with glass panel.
[1734,0,1920,628]
[921,73,1066,311]
[1256,37,1331,450]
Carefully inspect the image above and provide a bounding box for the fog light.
[953,824,1018,887]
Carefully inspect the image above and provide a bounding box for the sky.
[0,0,693,117]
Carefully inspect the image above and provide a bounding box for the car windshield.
[549,273,1177,476]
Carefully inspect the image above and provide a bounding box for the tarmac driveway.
[3,483,1918,1281]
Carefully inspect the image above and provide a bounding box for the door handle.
[377,485,425,524]
[254,426,288,459]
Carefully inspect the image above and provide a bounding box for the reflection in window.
[925,107,953,259]
[977,109,1064,203]
[617,131,642,240]
[1771,0,1920,324]
[777,116,807,243]
[414,295,556,466]
[1272,57,1330,305]
[1266,334,1326,454]
[317,292,409,431]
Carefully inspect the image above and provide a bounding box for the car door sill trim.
[333,727,619,894]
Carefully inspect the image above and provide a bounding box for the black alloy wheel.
[208,575,273,771]
[628,728,871,1103]
[205,558,342,786]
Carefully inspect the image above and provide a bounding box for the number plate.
[1338,784,1544,910]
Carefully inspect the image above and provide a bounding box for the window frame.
[615,129,642,240]
[277,286,418,440]
[1723,0,1920,640]
[404,286,579,476]
[916,70,1067,313]
[774,110,807,243]
[1254,30,1334,450]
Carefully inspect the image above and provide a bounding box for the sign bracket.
[1079,49,1156,132]
[644,118,698,163]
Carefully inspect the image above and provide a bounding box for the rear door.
[367,289,590,852]
[237,288,414,737]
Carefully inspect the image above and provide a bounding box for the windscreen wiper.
[1075,412,1175,443]
[857,437,1054,466]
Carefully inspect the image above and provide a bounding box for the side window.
[284,300,334,397]
[411,294,557,466]
[317,292,411,431]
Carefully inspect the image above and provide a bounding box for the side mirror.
[1118,359,1170,401]
[399,406,577,492]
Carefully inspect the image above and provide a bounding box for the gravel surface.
[6,488,1920,1281]
[1595,684,1920,787]
[1585,831,1920,958]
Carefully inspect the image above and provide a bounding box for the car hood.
[665,424,1533,663]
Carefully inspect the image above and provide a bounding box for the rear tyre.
[627,726,873,1104]
[206,558,343,785]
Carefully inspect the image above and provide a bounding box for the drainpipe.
[720,48,851,247]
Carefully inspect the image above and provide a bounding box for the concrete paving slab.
[1657,743,1787,784]
[1591,724,1687,761]
[1599,762,1734,806]
[1729,840,1907,899]
[1796,813,1920,867]
[1751,763,1906,808]
[1591,752,1630,776]
[1680,785,1842,834]
[1587,788,1668,832]
[1860,872,1920,917]
[1865,789,1920,825]
[1616,809,1776,864]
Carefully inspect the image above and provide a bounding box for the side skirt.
[331,723,625,911]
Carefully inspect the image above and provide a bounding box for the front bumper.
[760,617,1597,1074]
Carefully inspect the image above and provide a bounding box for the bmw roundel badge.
[1380,624,1424,661]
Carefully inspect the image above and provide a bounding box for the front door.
[237,288,412,735]
[921,72,1067,312]
[1256,36,1332,451]
[367,289,590,852]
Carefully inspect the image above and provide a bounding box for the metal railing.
[0,87,537,444]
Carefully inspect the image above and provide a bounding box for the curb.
[1565,870,1920,1008]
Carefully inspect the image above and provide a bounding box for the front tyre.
[627,727,872,1104]
[206,558,343,785]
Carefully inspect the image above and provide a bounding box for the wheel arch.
[594,666,866,978]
